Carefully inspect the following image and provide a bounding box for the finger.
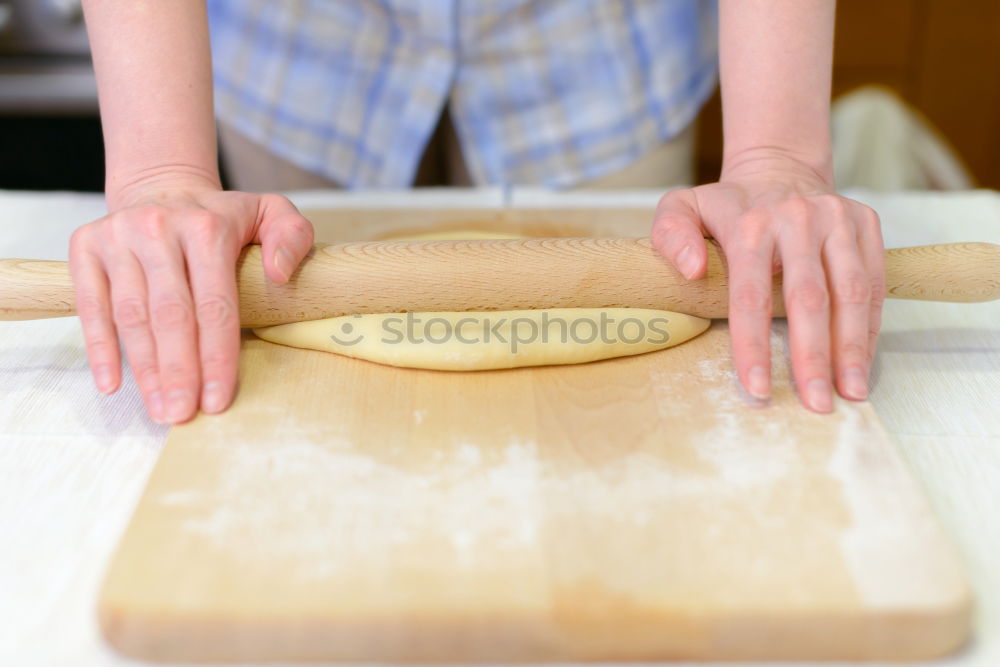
[726,213,777,400]
[134,230,200,424]
[182,230,241,415]
[857,206,886,365]
[651,189,708,280]
[779,222,833,413]
[822,227,871,401]
[68,232,121,395]
[253,194,315,284]
[106,251,165,422]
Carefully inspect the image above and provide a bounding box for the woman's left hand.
[651,159,885,413]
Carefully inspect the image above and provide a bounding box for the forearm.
[83,0,219,210]
[718,0,836,183]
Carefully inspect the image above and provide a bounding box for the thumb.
[253,194,316,284]
[651,189,708,280]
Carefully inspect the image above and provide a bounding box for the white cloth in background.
[831,85,974,191]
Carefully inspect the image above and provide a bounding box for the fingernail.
[165,390,194,423]
[274,245,294,281]
[201,381,228,414]
[842,367,869,400]
[806,378,833,413]
[677,245,698,280]
[148,391,166,423]
[747,365,770,398]
[94,365,115,394]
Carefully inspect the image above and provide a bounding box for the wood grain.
[233,238,1000,326]
[235,237,743,326]
[96,208,973,662]
[1,231,998,325]
[885,242,1000,301]
[97,324,972,662]
[0,258,74,320]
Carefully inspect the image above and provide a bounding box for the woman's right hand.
[69,186,315,424]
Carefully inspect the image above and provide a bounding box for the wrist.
[721,144,834,188]
[105,162,222,211]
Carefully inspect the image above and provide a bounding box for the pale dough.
[252,230,710,371]
[253,308,709,371]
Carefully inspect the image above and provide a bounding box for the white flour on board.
[156,430,801,585]
[649,330,800,488]
[151,327,964,606]
[828,406,968,608]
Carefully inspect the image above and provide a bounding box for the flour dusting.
[149,325,965,609]
[649,330,798,489]
[155,431,779,584]
[828,404,967,608]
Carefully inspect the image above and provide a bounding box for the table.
[1,188,998,666]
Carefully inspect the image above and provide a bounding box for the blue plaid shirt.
[207,0,718,188]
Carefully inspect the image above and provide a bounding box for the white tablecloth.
[1,188,998,666]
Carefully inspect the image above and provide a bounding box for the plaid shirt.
[207,0,718,188]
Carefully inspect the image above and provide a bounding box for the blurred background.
[0,0,997,192]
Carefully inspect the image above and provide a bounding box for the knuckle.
[866,336,878,363]
[868,249,887,273]
[862,206,882,231]
[788,280,829,313]
[264,192,296,211]
[831,217,859,242]
[834,272,870,305]
[651,217,690,253]
[817,193,849,216]
[731,283,772,312]
[136,208,169,240]
[868,304,883,326]
[652,214,688,235]
[795,347,829,369]
[69,225,94,255]
[131,363,160,388]
[200,351,234,375]
[867,338,879,361]
[75,294,107,322]
[779,197,813,221]
[738,209,769,232]
[159,360,194,381]
[195,295,238,329]
[869,276,887,304]
[151,299,193,331]
[284,214,315,241]
[734,237,770,258]
[655,191,678,211]
[650,227,669,254]
[837,341,869,361]
[738,339,771,361]
[735,212,771,251]
[261,192,286,207]
[87,338,119,362]
[186,210,224,243]
[113,297,149,329]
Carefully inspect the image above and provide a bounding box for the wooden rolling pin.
[0,239,998,327]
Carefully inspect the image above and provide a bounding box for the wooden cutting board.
[98,209,972,662]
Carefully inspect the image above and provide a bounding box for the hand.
[69,185,315,423]
[651,158,885,412]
